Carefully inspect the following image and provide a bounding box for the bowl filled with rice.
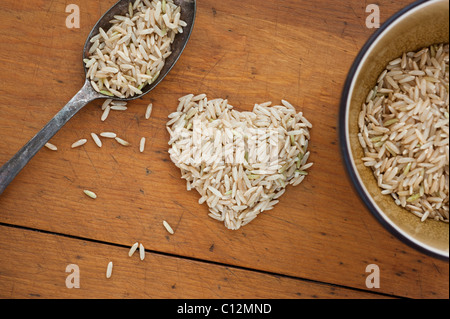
[339,0,449,260]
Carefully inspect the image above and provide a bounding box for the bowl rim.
[339,0,449,261]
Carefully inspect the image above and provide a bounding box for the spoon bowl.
[0,0,196,195]
[83,0,197,101]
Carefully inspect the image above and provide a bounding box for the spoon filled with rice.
[0,0,196,195]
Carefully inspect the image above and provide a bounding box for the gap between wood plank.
[0,221,402,299]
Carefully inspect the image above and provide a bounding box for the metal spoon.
[0,0,196,195]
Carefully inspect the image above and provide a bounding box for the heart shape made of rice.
[167,94,313,230]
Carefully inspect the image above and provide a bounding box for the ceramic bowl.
[339,0,449,260]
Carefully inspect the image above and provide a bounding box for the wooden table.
[0,0,448,300]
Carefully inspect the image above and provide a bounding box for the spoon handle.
[0,79,100,195]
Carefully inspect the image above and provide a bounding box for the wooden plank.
[0,225,389,299]
[0,0,448,299]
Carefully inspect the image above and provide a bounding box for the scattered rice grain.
[163,220,174,234]
[128,242,139,257]
[91,133,102,148]
[145,103,153,119]
[100,132,117,138]
[115,137,130,146]
[106,261,113,278]
[45,143,58,151]
[101,105,111,122]
[139,243,145,260]
[140,137,146,153]
[71,139,87,148]
[83,189,97,199]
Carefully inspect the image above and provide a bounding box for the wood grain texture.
[0,225,391,299]
[0,0,448,299]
